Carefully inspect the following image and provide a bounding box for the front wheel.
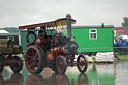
[10,56,23,73]
[56,56,67,74]
[77,55,88,73]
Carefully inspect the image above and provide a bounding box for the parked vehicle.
[0,39,23,73]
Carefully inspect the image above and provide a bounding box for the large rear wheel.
[56,56,67,74]
[10,56,23,73]
[77,55,88,73]
[25,46,44,74]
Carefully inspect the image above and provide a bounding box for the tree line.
[122,17,128,27]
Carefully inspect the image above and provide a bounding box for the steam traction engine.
[19,14,88,74]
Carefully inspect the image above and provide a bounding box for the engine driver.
[38,26,47,39]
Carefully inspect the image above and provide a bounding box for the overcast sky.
[0,0,128,28]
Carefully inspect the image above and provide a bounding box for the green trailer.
[20,24,114,53]
[71,25,114,53]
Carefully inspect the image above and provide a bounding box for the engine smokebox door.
[48,52,54,60]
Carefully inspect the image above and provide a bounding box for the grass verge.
[115,52,128,62]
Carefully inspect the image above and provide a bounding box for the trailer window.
[7,36,14,41]
[89,29,97,40]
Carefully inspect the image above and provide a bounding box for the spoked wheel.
[10,56,23,73]
[77,55,88,73]
[25,46,44,74]
[56,56,67,74]
[0,59,4,73]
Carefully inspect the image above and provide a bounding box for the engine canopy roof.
[19,18,76,30]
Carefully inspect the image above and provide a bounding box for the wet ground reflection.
[0,73,24,85]
[26,73,88,85]
[86,63,115,85]
[115,62,128,85]
[0,70,88,85]
[0,62,128,85]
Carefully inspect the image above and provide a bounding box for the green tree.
[122,17,128,27]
